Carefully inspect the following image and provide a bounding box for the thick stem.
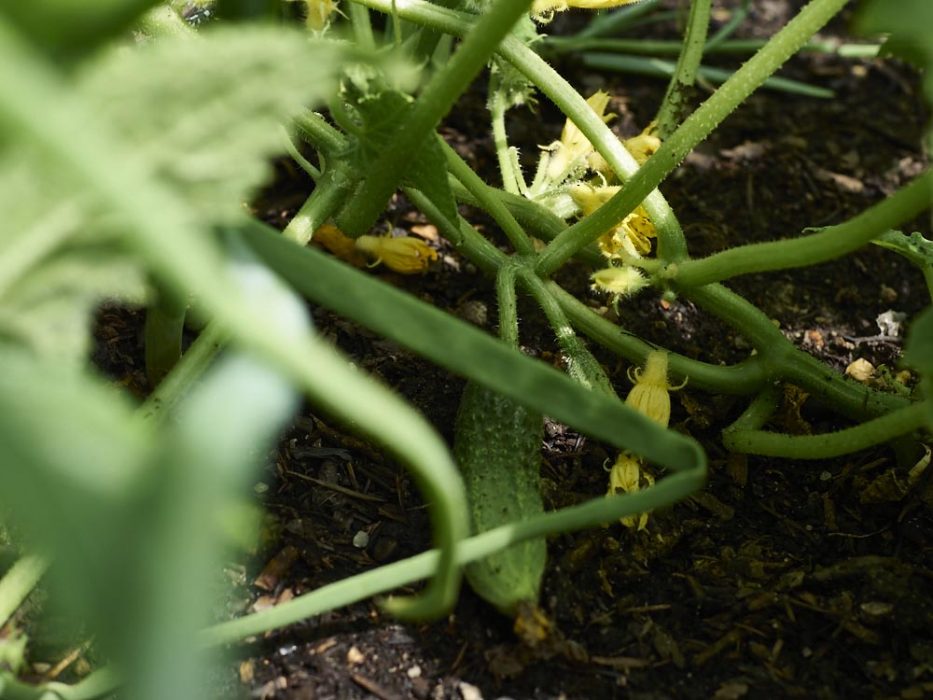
[282,165,353,245]
[496,265,519,347]
[724,400,929,458]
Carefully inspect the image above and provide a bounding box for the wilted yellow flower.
[626,350,684,429]
[313,223,367,267]
[591,266,649,299]
[607,454,655,530]
[542,91,612,183]
[623,125,661,165]
[569,183,657,259]
[531,0,640,22]
[355,234,438,274]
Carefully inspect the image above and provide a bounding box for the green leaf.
[0,0,161,62]
[341,79,458,227]
[854,0,933,100]
[77,27,345,225]
[873,230,933,269]
[0,27,346,363]
[0,245,146,363]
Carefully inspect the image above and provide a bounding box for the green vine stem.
[534,0,851,276]
[544,37,880,59]
[654,0,712,139]
[282,164,354,245]
[683,284,909,419]
[547,284,768,393]
[724,400,930,458]
[488,88,523,195]
[404,186,509,274]
[294,110,348,157]
[440,137,536,254]
[336,0,534,236]
[670,170,933,287]
[581,53,834,99]
[347,1,377,51]
[138,322,229,425]
[521,271,618,397]
[200,455,703,648]
[496,264,520,346]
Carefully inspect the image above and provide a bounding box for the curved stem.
[282,164,354,245]
[723,400,930,458]
[672,171,933,287]
[200,463,703,648]
[535,0,850,276]
[683,284,910,419]
[294,110,348,157]
[548,283,768,393]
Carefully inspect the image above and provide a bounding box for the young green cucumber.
[453,381,546,615]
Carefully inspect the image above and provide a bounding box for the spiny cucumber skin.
[453,382,546,615]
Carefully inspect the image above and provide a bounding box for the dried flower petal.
[607,454,655,530]
[355,234,438,274]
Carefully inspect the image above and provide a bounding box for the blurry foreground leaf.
[855,0,933,100]
[0,26,345,364]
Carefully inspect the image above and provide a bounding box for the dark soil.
[93,2,933,698]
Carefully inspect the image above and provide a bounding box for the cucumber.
[453,381,546,615]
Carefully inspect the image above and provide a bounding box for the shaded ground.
[92,2,933,698]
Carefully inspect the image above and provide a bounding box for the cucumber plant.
[0,0,930,697]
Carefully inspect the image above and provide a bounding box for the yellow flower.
[607,454,655,530]
[568,183,657,259]
[542,91,612,184]
[623,125,661,165]
[625,350,685,429]
[531,0,640,22]
[591,266,649,299]
[354,234,438,274]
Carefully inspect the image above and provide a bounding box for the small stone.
[407,665,422,678]
[459,681,484,700]
[845,358,874,383]
[346,646,365,666]
[352,530,370,548]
